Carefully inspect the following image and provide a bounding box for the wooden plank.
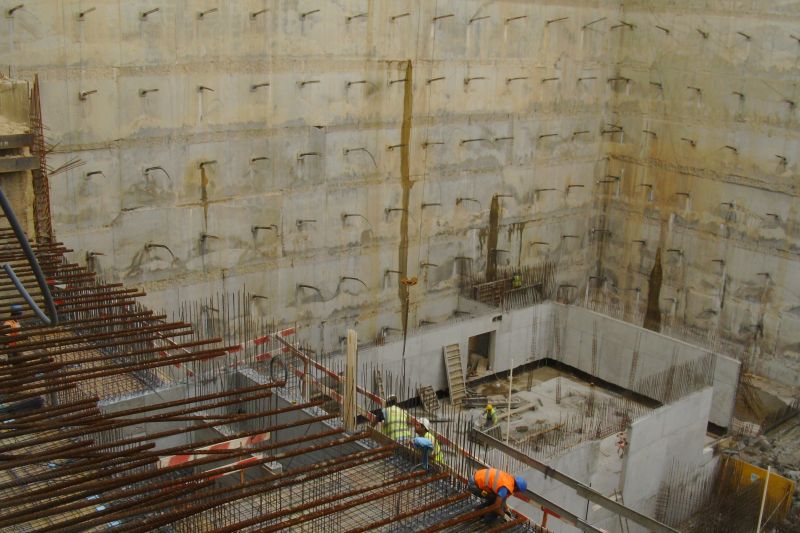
[417,385,440,413]
[495,401,538,424]
[0,155,38,173]
[463,397,523,409]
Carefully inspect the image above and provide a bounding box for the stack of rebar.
[0,220,540,532]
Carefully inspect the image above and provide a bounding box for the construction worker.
[469,468,528,522]
[3,304,23,366]
[413,417,443,465]
[512,272,522,289]
[484,403,498,428]
[372,395,413,443]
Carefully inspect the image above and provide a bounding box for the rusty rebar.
[8,424,356,529]
[346,491,471,532]
[257,473,450,532]
[86,445,394,533]
[0,417,347,528]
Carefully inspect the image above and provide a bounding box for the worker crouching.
[412,417,443,469]
[2,304,23,366]
[469,468,527,523]
[484,403,498,428]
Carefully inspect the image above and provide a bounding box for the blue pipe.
[0,187,58,326]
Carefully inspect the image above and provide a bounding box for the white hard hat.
[419,418,432,432]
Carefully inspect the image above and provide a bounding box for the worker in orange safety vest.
[468,468,528,522]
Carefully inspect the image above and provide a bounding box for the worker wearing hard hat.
[484,403,498,427]
[3,304,23,366]
[413,417,443,465]
[1,304,45,414]
[3,304,23,332]
[372,395,413,443]
[469,468,528,522]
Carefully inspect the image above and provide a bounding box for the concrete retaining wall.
[595,1,800,387]
[0,0,617,350]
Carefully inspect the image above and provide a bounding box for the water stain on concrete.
[486,195,500,281]
[644,247,662,331]
[200,165,209,229]
[398,60,413,333]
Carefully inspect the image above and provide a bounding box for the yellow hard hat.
[485,404,493,410]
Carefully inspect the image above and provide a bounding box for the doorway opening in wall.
[467,331,495,382]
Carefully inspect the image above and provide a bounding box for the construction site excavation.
[1,0,800,531]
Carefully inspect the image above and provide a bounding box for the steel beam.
[470,428,678,533]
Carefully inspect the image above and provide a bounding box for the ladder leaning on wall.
[443,344,467,406]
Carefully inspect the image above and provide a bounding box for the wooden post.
[343,329,358,431]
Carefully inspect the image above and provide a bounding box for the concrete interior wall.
[621,388,715,530]
[351,301,739,427]
[352,302,553,394]
[553,304,739,426]
[99,381,203,450]
[99,371,352,457]
[511,439,598,532]
[511,388,714,533]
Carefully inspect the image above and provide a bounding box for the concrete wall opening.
[467,330,495,379]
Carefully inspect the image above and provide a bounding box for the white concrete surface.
[622,387,714,524]
[352,303,554,393]
[554,303,739,427]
